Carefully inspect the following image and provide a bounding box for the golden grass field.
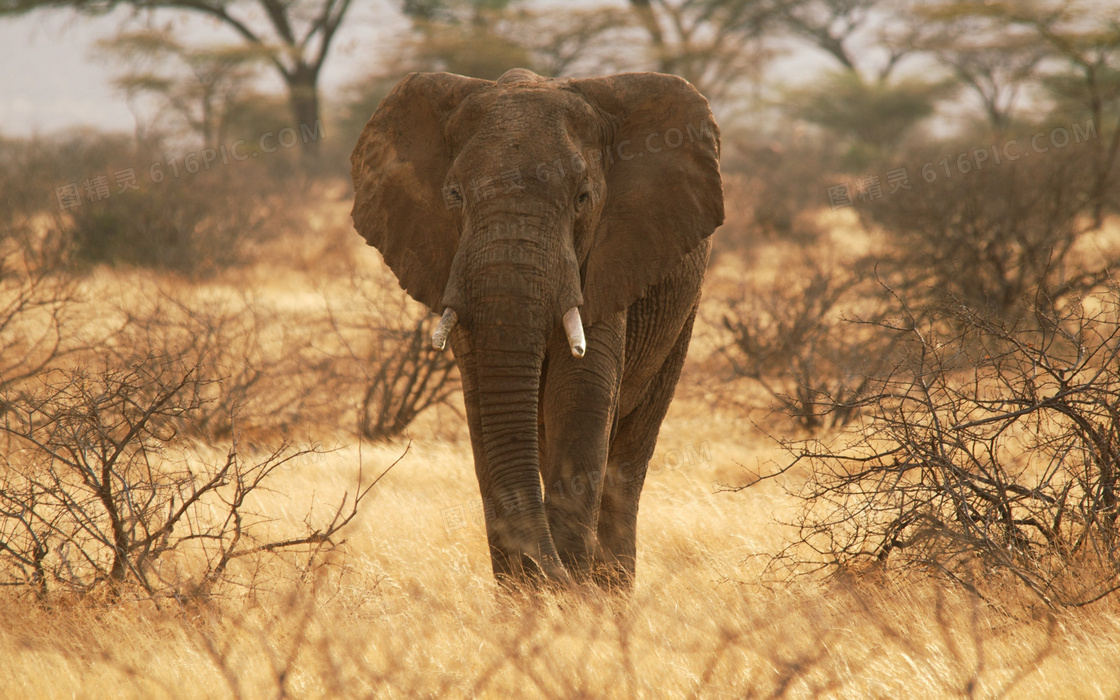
[3,190,1120,699]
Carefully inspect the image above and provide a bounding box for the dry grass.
[4,432,1120,698]
[3,196,1120,699]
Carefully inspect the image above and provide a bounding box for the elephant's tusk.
[431,308,458,351]
[563,307,586,358]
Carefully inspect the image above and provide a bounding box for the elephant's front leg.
[540,312,626,579]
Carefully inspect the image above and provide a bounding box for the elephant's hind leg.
[594,303,699,590]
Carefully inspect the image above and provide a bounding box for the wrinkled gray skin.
[351,68,723,589]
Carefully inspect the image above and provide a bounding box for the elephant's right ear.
[350,72,491,312]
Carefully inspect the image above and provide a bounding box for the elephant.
[350,68,723,589]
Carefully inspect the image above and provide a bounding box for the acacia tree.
[767,1,952,167]
[913,1,1119,228]
[1,0,354,162]
[397,0,630,79]
[776,0,875,74]
[625,0,784,103]
[97,28,267,147]
[774,0,943,81]
[1005,2,1120,227]
[786,71,951,166]
[918,7,1047,132]
[337,0,629,150]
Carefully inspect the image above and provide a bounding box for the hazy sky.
[0,4,405,137]
[1,11,131,135]
[0,3,884,139]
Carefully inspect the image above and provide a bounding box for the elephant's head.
[351,68,723,584]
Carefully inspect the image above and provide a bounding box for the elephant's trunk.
[472,337,568,582]
[442,215,581,584]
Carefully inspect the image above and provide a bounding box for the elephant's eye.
[444,184,463,207]
[576,190,591,208]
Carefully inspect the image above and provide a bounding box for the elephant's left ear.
[350,72,491,313]
[569,73,724,324]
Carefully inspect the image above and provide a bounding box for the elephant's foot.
[589,559,636,593]
[491,547,574,592]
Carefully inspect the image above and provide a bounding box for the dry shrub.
[719,263,899,433]
[0,132,135,221]
[862,136,1115,322]
[1,131,316,277]
[0,353,389,603]
[357,314,458,441]
[100,270,460,442]
[0,239,75,394]
[324,274,460,441]
[719,138,834,253]
[64,170,255,274]
[63,166,283,275]
[747,288,1120,607]
[109,286,341,438]
[0,231,421,603]
[5,262,459,445]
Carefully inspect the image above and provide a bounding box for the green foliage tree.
[1029,13,1120,225]
[918,6,1046,131]
[337,0,630,150]
[407,12,535,80]
[338,0,534,156]
[925,0,1120,224]
[396,0,629,80]
[757,1,952,169]
[625,0,782,104]
[787,71,953,169]
[97,27,268,147]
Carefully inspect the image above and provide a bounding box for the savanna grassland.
[4,170,1120,699]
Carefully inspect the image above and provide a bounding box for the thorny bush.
[862,138,1116,323]
[720,265,899,433]
[325,277,459,442]
[112,287,339,438]
[0,354,386,603]
[746,288,1120,607]
[0,228,79,397]
[357,314,458,442]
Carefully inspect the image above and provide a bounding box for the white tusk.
[563,307,586,358]
[431,308,458,351]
